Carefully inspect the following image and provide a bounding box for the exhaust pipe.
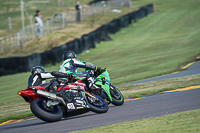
[33,89,66,106]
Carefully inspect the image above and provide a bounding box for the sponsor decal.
[74,97,81,100]
[77,107,84,109]
[76,100,84,104]
[75,100,86,106]
[67,103,75,109]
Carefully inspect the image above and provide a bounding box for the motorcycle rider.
[59,50,102,90]
[28,66,73,93]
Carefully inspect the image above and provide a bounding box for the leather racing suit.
[59,58,98,89]
[28,71,72,92]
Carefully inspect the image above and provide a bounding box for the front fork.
[94,85,112,104]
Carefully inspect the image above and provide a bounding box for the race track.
[0,61,200,133]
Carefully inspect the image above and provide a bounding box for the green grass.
[71,109,200,133]
[1,0,200,124]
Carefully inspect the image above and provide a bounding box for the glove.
[95,67,102,73]
[65,73,74,79]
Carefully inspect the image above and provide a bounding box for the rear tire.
[30,98,63,122]
[110,85,124,106]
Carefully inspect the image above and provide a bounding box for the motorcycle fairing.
[57,83,90,112]
[95,70,113,102]
[18,86,47,103]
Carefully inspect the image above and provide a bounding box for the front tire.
[87,94,108,113]
[30,98,63,122]
[110,85,124,106]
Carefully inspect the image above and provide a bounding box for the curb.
[172,55,200,74]
[125,85,200,102]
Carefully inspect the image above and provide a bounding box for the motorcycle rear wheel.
[30,98,63,122]
[110,85,124,106]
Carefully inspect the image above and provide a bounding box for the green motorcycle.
[90,69,124,106]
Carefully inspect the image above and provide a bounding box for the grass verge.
[71,109,200,133]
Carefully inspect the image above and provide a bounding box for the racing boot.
[49,85,57,93]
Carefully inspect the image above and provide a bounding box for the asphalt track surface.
[0,61,200,133]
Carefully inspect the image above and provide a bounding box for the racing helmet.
[63,50,77,60]
[31,66,45,74]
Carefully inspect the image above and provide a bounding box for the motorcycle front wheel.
[86,93,108,113]
[110,85,124,106]
[30,98,63,122]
